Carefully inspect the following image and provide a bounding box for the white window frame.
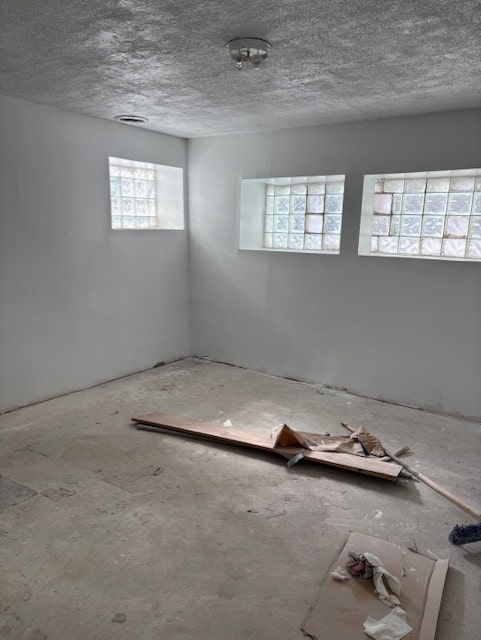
[239,175,345,254]
[359,168,481,261]
[109,156,184,230]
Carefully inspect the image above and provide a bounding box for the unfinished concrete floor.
[0,358,480,640]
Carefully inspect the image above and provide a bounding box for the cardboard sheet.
[132,412,402,481]
[302,532,449,640]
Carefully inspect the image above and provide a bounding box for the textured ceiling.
[0,0,480,137]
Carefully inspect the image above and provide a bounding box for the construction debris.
[301,532,449,640]
[346,551,401,607]
[132,412,403,481]
[331,566,350,581]
[364,607,412,640]
[341,421,481,520]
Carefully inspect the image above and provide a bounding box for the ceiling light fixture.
[227,37,271,70]
[114,114,149,124]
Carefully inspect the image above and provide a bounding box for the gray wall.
[0,95,189,411]
[188,109,481,419]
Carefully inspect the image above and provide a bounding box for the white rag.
[363,607,413,640]
[363,552,401,607]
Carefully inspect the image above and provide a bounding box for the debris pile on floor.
[132,411,403,481]
[341,420,481,540]
[133,411,481,545]
[301,532,449,640]
[346,551,401,607]
[132,408,481,636]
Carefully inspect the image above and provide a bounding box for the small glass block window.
[109,157,184,230]
[263,175,345,253]
[360,169,481,261]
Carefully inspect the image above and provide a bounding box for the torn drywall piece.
[272,424,318,449]
[301,532,449,640]
[350,425,386,457]
[275,425,387,457]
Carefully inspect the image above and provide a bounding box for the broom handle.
[380,445,410,461]
[341,422,481,520]
[387,450,481,520]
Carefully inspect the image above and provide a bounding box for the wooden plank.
[133,412,402,481]
[133,411,274,450]
[418,559,450,640]
[275,447,401,480]
[301,532,449,640]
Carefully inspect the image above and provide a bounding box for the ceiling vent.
[227,38,271,70]
[114,115,148,124]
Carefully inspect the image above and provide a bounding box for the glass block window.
[108,157,184,230]
[263,176,345,253]
[359,169,481,261]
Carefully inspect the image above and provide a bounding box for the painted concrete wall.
[188,109,481,419]
[0,95,189,411]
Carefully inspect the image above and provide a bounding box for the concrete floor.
[0,358,480,640]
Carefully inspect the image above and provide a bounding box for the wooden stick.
[384,449,481,520]
[340,421,356,434]
[341,421,481,520]
[340,421,357,434]
[381,446,413,478]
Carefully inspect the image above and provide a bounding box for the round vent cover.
[114,115,148,124]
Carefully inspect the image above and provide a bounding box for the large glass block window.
[359,169,481,260]
[263,176,345,253]
[108,157,184,230]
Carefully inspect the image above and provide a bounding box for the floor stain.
[0,476,37,511]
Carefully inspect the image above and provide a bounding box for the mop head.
[449,522,481,545]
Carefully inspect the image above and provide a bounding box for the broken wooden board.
[302,532,449,640]
[132,412,402,481]
[274,447,402,479]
